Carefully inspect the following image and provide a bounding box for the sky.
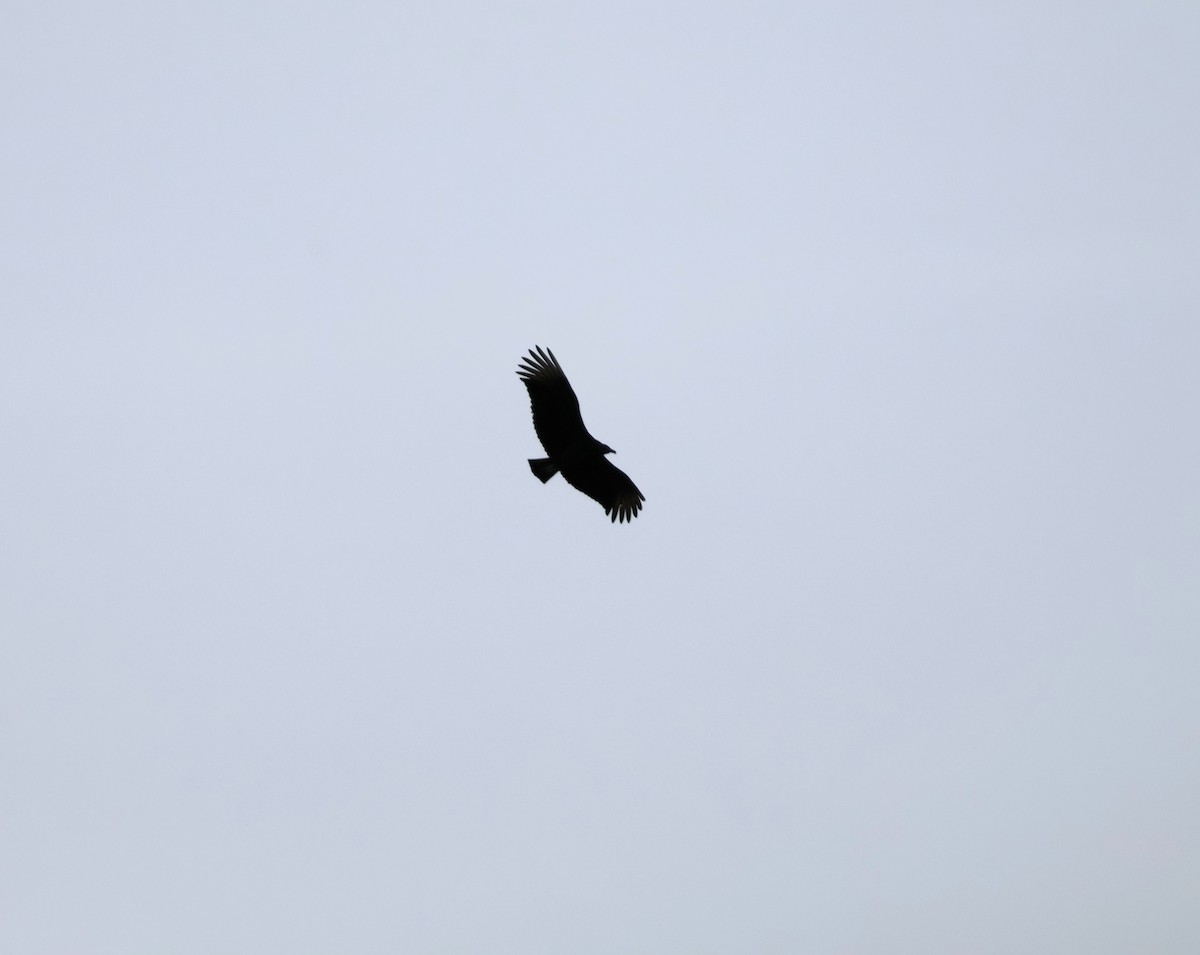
[2,2,1198,953]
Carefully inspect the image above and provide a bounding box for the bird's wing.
[560,456,646,523]
[516,346,590,456]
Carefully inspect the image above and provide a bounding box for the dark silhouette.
[517,346,646,523]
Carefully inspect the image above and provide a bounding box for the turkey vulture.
[517,346,645,523]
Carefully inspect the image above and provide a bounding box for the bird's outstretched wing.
[516,346,590,457]
[560,457,646,523]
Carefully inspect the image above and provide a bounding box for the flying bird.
[517,346,645,523]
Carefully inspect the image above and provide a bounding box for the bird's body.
[517,346,645,523]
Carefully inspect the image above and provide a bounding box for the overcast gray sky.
[3,2,1198,953]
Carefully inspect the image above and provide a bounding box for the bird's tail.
[528,458,558,483]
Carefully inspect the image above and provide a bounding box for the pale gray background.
[2,2,1198,953]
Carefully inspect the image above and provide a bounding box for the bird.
[517,346,645,523]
